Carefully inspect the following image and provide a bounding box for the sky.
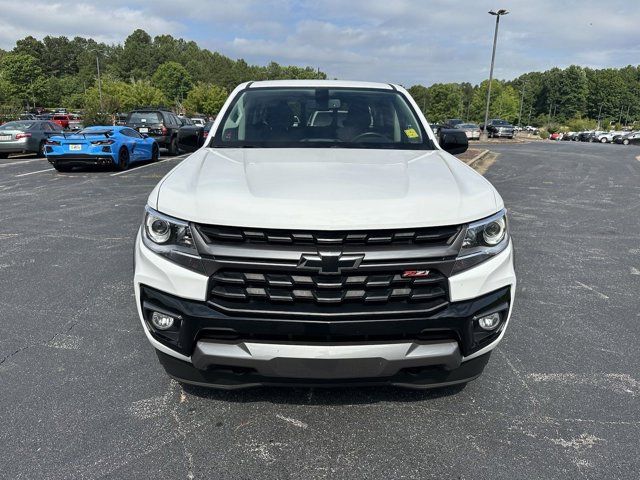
[1,0,639,87]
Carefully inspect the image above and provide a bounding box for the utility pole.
[518,82,525,127]
[96,54,103,112]
[481,9,509,140]
[597,104,603,130]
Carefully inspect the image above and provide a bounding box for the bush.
[539,129,550,139]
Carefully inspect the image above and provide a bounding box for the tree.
[151,61,193,102]
[0,53,43,104]
[183,83,228,116]
[117,29,154,81]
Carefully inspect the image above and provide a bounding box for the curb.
[465,149,490,167]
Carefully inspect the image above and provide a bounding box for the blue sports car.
[45,125,159,172]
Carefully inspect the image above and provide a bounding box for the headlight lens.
[141,206,203,273]
[452,209,510,274]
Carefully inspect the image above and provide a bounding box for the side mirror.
[439,129,468,155]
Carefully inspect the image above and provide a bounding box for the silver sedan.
[0,120,64,158]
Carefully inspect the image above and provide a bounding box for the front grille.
[196,224,461,247]
[208,269,449,317]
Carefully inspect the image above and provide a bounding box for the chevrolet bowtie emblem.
[298,252,364,274]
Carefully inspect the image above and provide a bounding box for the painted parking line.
[110,154,189,177]
[0,158,44,168]
[15,168,55,177]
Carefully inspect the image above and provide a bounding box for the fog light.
[478,312,501,331]
[151,311,175,330]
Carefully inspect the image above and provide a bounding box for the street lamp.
[481,9,509,141]
[96,54,103,112]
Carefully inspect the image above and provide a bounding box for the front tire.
[600,137,607,143]
[117,147,130,171]
[167,137,178,156]
[623,139,630,145]
[0,153,9,159]
[54,164,71,172]
[151,144,159,162]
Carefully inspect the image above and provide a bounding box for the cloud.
[0,1,181,47]
[2,0,640,86]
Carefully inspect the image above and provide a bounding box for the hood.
[152,148,501,229]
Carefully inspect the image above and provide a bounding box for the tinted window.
[0,121,36,130]
[123,128,142,138]
[128,112,162,124]
[213,87,430,150]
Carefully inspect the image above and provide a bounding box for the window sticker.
[404,128,419,139]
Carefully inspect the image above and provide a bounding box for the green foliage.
[0,29,325,111]
[183,83,228,116]
[565,117,596,132]
[0,53,43,102]
[151,61,193,101]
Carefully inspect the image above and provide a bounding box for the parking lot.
[1,141,639,479]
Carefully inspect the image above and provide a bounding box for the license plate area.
[69,144,82,151]
[139,128,149,133]
[0,135,11,141]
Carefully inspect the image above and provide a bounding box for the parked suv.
[134,80,516,389]
[126,108,181,155]
[484,119,515,138]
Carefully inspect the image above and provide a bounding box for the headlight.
[452,209,510,274]
[141,206,204,273]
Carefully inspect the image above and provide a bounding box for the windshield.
[211,87,431,149]
[0,121,35,130]
[128,112,162,124]
[492,120,511,126]
[459,123,479,129]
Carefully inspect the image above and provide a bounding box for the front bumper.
[134,232,516,389]
[492,130,514,138]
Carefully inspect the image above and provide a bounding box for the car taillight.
[15,133,31,139]
[90,139,115,145]
[203,131,209,137]
[161,126,168,135]
[46,140,61,145]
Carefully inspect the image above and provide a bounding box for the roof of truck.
[245,80,397,90]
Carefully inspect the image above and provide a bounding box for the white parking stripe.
[110,154,189,177]
[15,168,54,177]
[0,158,44,168]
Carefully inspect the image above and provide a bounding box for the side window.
[125,128,142,138]
[42,123,52,132]
[220,97,245,142]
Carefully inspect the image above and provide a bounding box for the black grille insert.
[208,269,449,317]
[197,224,461,247]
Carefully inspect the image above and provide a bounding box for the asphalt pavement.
[0,141,639,479]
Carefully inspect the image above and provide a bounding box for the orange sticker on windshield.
[404,128,419,138]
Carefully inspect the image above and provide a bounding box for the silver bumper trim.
[192,340,461,379]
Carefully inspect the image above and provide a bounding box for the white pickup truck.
[133,80,516,389]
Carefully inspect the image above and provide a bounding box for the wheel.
[0,152,9,159]
[600,137,607,143]
[168,137,178,156]
[54,164,71,172]
[150,144,159,162]
[37,141,46,157]
[623,139,629,145]
[116,147,130,171]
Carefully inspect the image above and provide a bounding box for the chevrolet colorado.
[134,80,516,389]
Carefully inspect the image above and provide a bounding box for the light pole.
[517,82,525,127]
[481,9,509,141]
[96,54,103,112]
